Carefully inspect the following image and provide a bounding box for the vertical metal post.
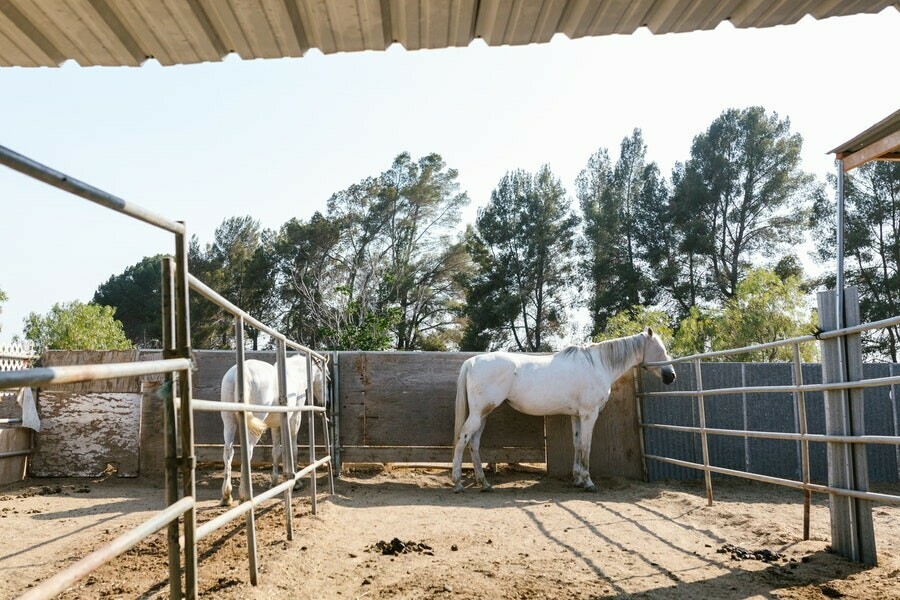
[276,340,294,540]
[694,360,713,506]
[836,161,846,332]
[161,257,183,600]
[306,350,318,514]
[173,229,198,599]
[318,356,335,494]
[332,351,342,475]
[632,366,649,483]
[792,343,811,541]
[234,316,259,584]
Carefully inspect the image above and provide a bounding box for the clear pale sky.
[1,9,898,344]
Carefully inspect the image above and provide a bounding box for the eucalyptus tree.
[275,152,469,350]
[93,255,164,348]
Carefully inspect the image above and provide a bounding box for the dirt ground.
[2,465,900,599]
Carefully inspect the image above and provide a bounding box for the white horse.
[451,328,676,493]
[220,354,327,506]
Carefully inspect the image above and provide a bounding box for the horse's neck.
[595,335,644,382]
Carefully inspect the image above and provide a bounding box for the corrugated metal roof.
[0,0,896,68]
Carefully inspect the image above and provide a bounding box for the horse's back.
[467,351,605,417]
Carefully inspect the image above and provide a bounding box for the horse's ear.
[647,327,654,338]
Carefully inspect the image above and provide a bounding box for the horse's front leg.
[570,416,587,488]
[575,411,600,492]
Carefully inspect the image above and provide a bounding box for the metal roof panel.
[0,0,894,67]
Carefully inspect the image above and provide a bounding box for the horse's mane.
[559,333,645,371]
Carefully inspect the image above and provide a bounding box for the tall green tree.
[93,255,163,348]
[24,301,133,350]
[814,161,900,360]
[274,152,469,350]
[578,130,665,334]
[674,107,814,302]
[190,217,278,350]
[377,153,470,350]
[463,166,578,351]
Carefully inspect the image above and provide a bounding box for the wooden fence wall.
[21,350,645,481]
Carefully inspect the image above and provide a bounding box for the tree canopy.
[24,301,133,350]
[814,161,900,361]
[69,109,882,360]
[463,166,578,351]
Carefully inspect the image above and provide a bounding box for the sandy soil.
[2,465,900,599]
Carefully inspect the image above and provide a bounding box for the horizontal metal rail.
[191,398,326,414]
[0,448,32,459]
[644,454,900,506]
[643,422,900,445]
[17,496,195,600]
[193,456,331,543]
[188,275,326,363]
[0,358,192,389]
[0,145,184,235]
[0,417,22,424]
[640,374,900,398]
[643,313,900,366]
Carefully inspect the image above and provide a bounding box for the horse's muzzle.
[662,368,676,385]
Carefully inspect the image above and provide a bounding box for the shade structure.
[0,0,896,68]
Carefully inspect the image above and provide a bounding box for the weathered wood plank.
[337,352,544,450]
[31,391,141,477]
[340,446,545,465]
[0,426,30,484]
[42,350,141,393]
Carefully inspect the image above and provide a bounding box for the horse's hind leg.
[221,417,237,506]
[452,412,484,493]
[271,426,282,488]
[469,420,492,492]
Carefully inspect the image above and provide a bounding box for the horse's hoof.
[584,484,598,493]
[573,480,585,489]
[480,484,493,493]
[220,497,233,507]
[453,484,465,493]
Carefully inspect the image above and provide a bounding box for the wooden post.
[817,287,876,565]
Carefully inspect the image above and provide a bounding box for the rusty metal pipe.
[0,359,191,390]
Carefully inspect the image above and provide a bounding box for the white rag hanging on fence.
[16,387,41,431]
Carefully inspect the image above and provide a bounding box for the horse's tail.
[230,371,269,439]
[454,359,471,444]
[247,414,268,439]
